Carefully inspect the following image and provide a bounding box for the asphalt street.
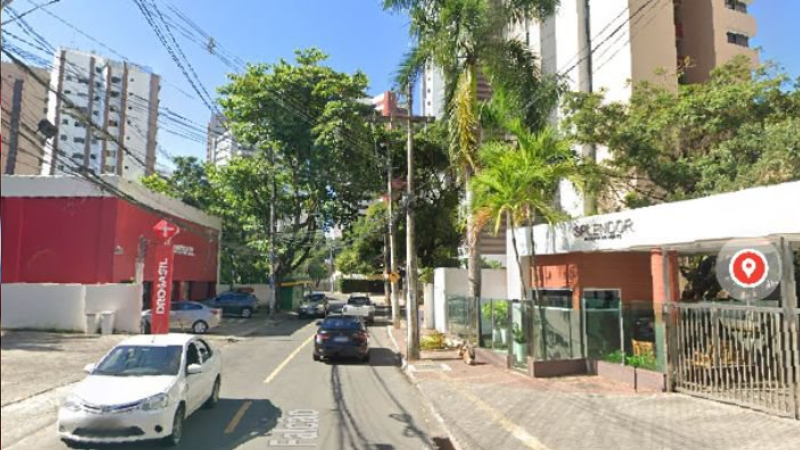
[4,304,439,450]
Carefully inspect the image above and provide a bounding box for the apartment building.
[1,63,50,175]
[40,49,160,180]
[206,114,254,166]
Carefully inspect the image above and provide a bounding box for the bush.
[420,332,445,351]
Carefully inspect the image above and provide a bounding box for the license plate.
[333,336,349,343]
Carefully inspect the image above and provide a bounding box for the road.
[4,306,440,450]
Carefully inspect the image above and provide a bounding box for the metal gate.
[666,303,800,419]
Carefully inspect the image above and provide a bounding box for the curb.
[385,326,465,450]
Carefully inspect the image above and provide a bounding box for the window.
[583,289,621,310]
[195,340,213,363]
[185,343,201,371]
[74,137,85,144]
[95,67,102,74]
[77,77,89,85]
[94,96,100,101]
[64,89,72,95]
[93,111,100,116]
[110,91,121,98]
[540,289,574,309]
[95,81,101,88]
[61,119,69,125]
[109,120,119,127]
[725,0,748,13]
[90,154,97,160]
[60,135,68,141]
[66,75,74,81]
[74,121,85,128]
[727,32,749,47]
[111,76,122,84]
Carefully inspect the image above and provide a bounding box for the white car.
[341,295,376,324]
[57,334,222,447]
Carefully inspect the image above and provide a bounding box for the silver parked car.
[142,301,222,335]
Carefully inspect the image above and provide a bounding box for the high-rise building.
[40,49,160,180]
[1,63,50,175]
[206,114,254,166]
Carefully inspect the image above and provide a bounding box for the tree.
[563,57,800,208]
[384,0,561,304]
[214,49,381,304]
[472,123,581,306]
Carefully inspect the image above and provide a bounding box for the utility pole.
[5,80,24,175]
[269,147,278,319]
[405,84,420,361]
[386,131,401,330]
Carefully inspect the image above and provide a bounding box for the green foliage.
[336,203,388,275]
[214,49,381,283]
[602,350,625,364]
[481,301,509,327]
[512,323,526,344]
[420,332,446,351]
[563,57,800,207]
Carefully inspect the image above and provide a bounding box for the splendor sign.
[572,218,635,242]
[150,220,180,334]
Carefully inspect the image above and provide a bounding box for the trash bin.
[99,311,116,335]
[85,313,100,335]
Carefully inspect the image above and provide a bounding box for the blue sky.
[4,0,798,164]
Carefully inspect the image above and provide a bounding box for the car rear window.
[348,297,370,306]
[321,318,361,331]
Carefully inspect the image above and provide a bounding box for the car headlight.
[63,395,84,412]
[140,394,169,411]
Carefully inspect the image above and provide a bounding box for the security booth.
[504,182,799,417]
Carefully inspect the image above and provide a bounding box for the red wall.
[1,197,219,286]
[534,252,654,307]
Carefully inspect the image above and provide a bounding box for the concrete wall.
[433,268,507,333]
[1,283,143,333]
[85,284,143,333]
[1,284,87,332]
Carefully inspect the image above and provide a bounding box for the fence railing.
[667,302,800,419]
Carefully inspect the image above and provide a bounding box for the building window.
[64,89,72,94]
[66,75,74,81]
[90,154,97,160]
[94,96,101,101]
[96,67,103,74]
[62,119,69,125]
[60,135,68,141]
[72,152,82,159]
[725,0,748,13]
[95,81,102,88]
[727,32,750,47]
[112,76,122,84]
[74,137,86,144]
[110,91,121,98]
[109,120,119,127]
[77,77,89,85]
[540,289,574,309]
[75,121,85,128]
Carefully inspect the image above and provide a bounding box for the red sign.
[729,249,769,289]
[153,220,180,242]
[150,244,175,334]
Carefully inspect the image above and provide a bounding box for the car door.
[195,339,217,400]
[169,302,184,329]
[184,342,205,414]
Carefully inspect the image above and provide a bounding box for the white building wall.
[432,268,507,334]
[84,284,144,334]
[1,284,87,332]
[421,65,445,119]
[41,49,158,180]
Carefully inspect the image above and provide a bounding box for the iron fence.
[667,302,800,419]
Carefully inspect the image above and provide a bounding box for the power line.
[1,0,59,26]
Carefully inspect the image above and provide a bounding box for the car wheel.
[61,439,82,449]
[192,320,209,334]
[163,405,185,447]
[204,377,221,409]
[241,308,254,319]
[313,353,320,362]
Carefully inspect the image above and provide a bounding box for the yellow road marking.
[224,401,252,435]
[263,334,316,384]
[435,372,551,450]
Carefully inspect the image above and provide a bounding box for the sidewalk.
[388,326,800,450]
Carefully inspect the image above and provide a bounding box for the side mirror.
[187,364,204,375]
[84,363,96,374]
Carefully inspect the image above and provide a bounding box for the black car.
[313,316,370,363]
[203,291,259,318]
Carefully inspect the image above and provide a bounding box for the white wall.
[432,268,508,333]
[1,284,87,332]
[85,284,143,333]
[2,283,143,333]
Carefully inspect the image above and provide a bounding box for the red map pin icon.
[729,249,769,289]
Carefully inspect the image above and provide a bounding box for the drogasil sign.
[155,257,171,315]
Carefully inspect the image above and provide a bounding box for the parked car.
[58,334,222,448]
[298,293,329,319]
[142,301,221,335]
[203,291,259,318]
[313,316,370,363]
[341,295,376,324]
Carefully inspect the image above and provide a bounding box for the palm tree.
[383,0,561,305]
[472,123,580,306]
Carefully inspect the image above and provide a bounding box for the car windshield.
[348,297,370,306]
[93,345,183,377]
[321,318,361,331]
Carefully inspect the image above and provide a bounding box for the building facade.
[206,114,253,166]
[40,49,160,180]
[1,175,222,301]
[1,63,50,175]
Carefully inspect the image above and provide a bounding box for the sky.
[3,0,798,165]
